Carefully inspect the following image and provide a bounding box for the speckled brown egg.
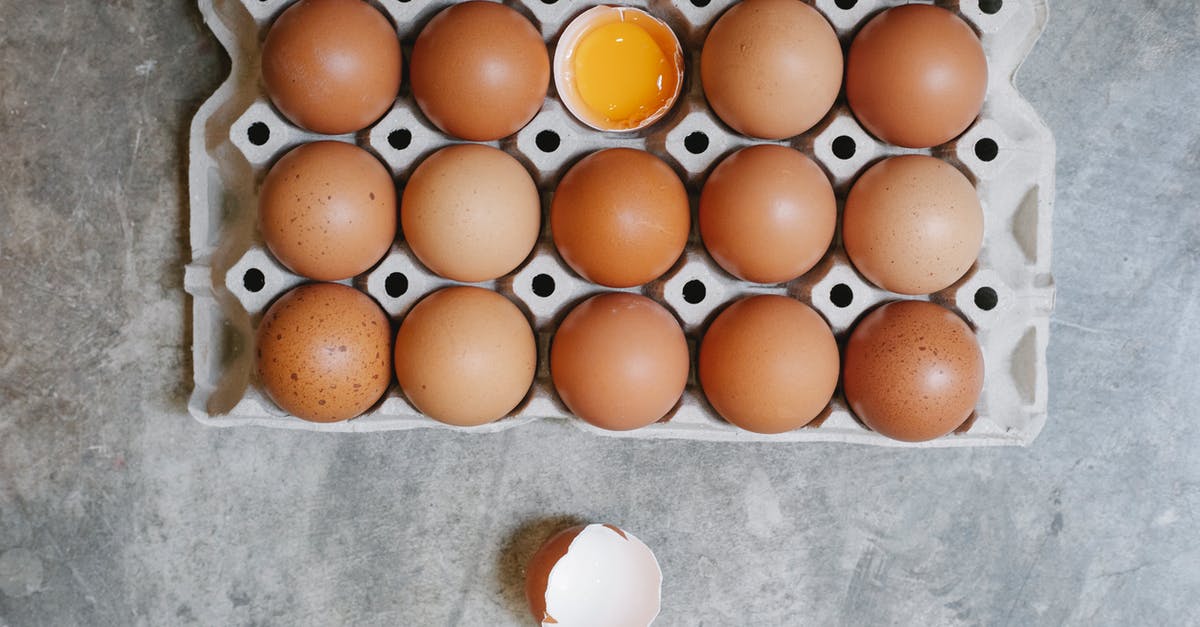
[843,300,984,442]
[260,141,397,281]
[700,0,842,140]
[699,295,839,434]
[410,1,550,141]
[261,0,402,135]
[256,283,392,423]
[393,286,536,427]
[842,155,983,295]
[401,144,541,283]
[551,148,690,288]
[699,145,836,284]
[551,293,689,431]
[846,4,988,148]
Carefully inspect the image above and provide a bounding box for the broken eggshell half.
[525,523,662,626]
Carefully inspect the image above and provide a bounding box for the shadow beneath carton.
[494,515,587,625]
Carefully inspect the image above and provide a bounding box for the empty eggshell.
[525,524,661,627]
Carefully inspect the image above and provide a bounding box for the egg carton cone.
[186,0,1055,447]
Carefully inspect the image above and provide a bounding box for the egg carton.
[186,0,1055,446]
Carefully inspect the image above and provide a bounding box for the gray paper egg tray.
[186,0,1055,446]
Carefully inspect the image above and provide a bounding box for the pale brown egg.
[259,141,397,282]
[551,149,690,288]
[393,286,536,427]
[551,293,689,431]
[842,155,983,295]
[261,0,402,135]
[843,300,984,442]
[846,4,988,148]
[401,144,540,283]
[410,1,550,141]
[256,283,392,423]
[700,0,842,140]
[699,295,839,434]
[699,145,836,284]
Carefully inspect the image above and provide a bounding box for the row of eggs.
[262,0,990,148]
[263,140,983,297]
[258,282,983,443]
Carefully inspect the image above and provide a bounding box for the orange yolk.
[573,21,676,128]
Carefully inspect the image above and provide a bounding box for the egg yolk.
[573,21,675,128]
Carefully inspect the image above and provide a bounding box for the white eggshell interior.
[543,524,663,626]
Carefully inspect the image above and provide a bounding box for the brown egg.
[551,293,689,431]
[699,145,836,284]
[410,1,550,141]
[393,287,536,427]
[260,141,397,281]
[843,155,983,295]
[700,0,842,140]
[261,0,402,135]
[551,149,690,288]
[846,4,988,148]
[699,295,839,434]
[401,144,540,282]
[256,283,392,423]
[843,300,984,442]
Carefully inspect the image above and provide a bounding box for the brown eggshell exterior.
[846,4,988,148]
[525,525,586,624]
[551,148,690,288]
[259,141,398,282]
[401,144,541,282]
[551,293,689,431]
[700,0,843,140]
[410,1,550,141]
[256,283,393,423]
[843,300,985,442]
[393,287,536,427]
[699,145,836,284]
[699,295,839,434]
[842,155,983,295]
[261,0,402,135]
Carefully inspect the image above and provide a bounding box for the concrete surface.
[2,1,1198,625]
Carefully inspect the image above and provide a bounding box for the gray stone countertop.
[1,1,1197,625]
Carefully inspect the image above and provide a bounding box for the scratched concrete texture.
[1,0,1198,625]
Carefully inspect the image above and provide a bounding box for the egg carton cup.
[186,0,1055,446]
